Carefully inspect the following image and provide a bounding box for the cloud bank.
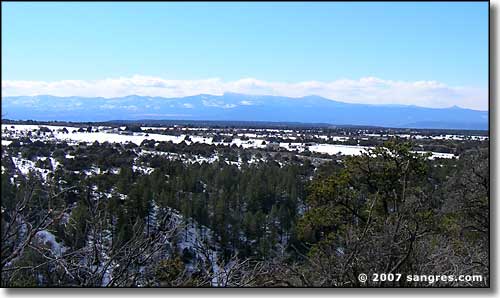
[2,75,487,110]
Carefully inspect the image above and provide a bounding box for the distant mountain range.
[2,93,488,130]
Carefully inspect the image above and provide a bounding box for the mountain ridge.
[2,94,488,130]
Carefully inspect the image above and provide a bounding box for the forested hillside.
[1,132,489,287]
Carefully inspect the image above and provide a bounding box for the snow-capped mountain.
[2,93,488,130]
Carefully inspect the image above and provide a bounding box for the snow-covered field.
[11,156,51,180]
[309,144,369,156]
[421,152,455,159]
[308,144,455,159]
[430,134,489,141]
[363,133,488,141]
[2,124,266,148]
[2,124,465,160]
[3,124,82,132]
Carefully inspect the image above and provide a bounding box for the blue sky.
[1,2,489,110]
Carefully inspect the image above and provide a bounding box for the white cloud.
[239,100,253,106]
[1,75,487,110]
